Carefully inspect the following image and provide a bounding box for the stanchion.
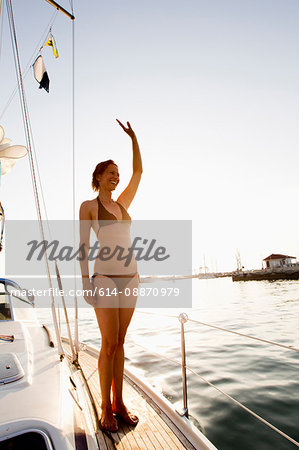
[176,312,189,418]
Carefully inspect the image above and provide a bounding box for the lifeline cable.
[135,310,299,353]
[188,318,299,353]
[128,338,299,448]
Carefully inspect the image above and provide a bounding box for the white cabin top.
[263,254,297,269]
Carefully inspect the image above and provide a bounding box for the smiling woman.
[92,159,119,193]
[79,119,143,432]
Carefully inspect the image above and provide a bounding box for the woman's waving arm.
[116,120,143,210]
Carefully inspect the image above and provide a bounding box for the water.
[36,278,299,450]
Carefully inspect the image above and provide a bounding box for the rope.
[0,334,14,342]
[58,298,61,334]
[0,203,4,252]
[127,339,299,447]
[6,0,64,358]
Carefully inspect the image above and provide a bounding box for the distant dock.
[232,253,299,281]
[231,267,299,281]
[198,268,299,282]
[141,272,235,283]
[141,268,299,283]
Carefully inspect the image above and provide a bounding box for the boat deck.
[76,346,196,449]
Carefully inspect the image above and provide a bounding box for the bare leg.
[111,307,135,404]
[94,277,119,432]
[111,276,139,425]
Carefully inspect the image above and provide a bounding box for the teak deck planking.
[76,347,196,449]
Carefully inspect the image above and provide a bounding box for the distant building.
[263,254,297,269]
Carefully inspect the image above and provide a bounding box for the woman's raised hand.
[116,119,136,140]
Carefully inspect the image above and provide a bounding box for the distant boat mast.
[235,249,243,271]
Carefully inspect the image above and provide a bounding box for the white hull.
[0,282,99,449]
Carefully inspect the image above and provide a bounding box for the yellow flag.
[45,33,59,58]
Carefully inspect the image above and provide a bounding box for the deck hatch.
[0,353,24,384]
[0,431,52,449]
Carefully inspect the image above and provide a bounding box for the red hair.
[91,159,117,191]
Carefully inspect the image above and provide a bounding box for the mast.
[45,0,75,20]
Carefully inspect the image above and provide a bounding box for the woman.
[79,120,142,433]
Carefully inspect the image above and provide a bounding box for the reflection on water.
[36,278,299,450]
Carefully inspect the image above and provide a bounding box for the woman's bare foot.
[112,401,139,426]
[100,405,118,432]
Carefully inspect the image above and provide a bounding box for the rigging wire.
[0,0,4,66]
[5,0,77,362]
[6,0,64,358]
[24,101,76,362]
[6,0,77,362]
[127,338,299,448]
[71,1,79,356]
[26,110,62,339]
[55,260,76,361]
[0,8,58,121]
[23,98,64,340]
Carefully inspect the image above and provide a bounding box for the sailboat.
[0,0,217,448]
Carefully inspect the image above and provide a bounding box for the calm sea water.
[36,278,299,450]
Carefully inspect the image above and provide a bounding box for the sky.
[0,0,299,272]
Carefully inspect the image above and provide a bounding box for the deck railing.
[131,310,299,448]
